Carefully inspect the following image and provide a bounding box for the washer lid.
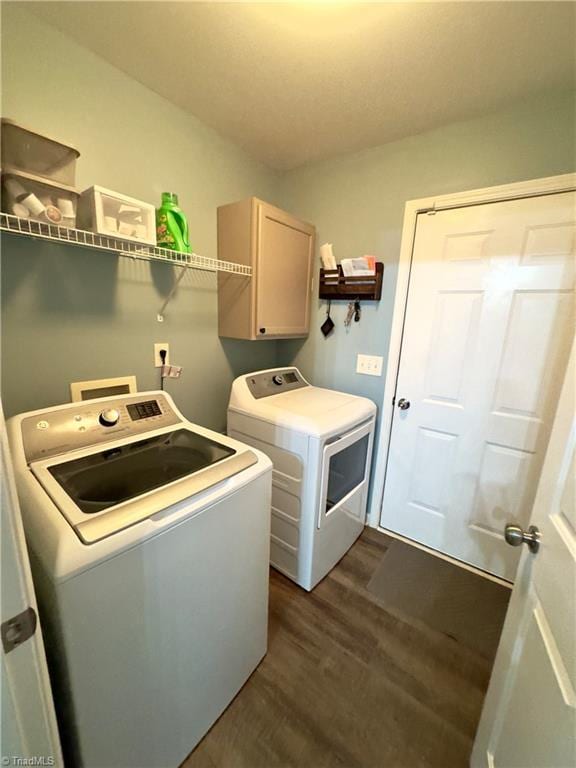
[31,427,258,544]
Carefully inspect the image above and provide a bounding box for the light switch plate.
[356,354,383,377]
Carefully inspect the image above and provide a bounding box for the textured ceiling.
[25,2,576,170]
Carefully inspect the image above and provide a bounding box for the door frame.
[367,173,576,551]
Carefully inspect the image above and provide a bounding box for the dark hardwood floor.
[183,529,498,768]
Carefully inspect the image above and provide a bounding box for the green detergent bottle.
[156,192,191,253]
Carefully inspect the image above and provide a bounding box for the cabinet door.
[255,202,314,338]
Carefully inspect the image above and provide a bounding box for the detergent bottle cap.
[161,192,179,205]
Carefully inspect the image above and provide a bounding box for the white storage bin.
[78,186,156,246]
[1,119,80,186]
[1,167,79,228]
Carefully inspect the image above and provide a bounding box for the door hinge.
[1,606,37,654]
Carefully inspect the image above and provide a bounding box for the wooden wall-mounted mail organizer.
[319,262,383,301]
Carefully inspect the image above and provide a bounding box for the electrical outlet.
[356,354,383,377]
[154,343,170,368]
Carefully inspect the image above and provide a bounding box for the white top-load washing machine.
[7,391,272,768]
[228,367,376,591]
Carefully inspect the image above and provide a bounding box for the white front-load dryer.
[7,391,272,768]
[228,368,376,591]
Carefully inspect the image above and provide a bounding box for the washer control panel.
[22,393,181,463]
[246,369,308,399]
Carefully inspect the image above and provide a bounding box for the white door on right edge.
[471,340,575,768]
[380,190,575,580]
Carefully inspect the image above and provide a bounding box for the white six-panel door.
[380,191,575,579]
[471,339,575,768]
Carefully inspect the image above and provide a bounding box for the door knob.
[504,524,540,554]
[397,398,410,410]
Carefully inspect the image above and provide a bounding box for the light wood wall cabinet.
[218,198,315,340]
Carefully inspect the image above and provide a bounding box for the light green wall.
[1,5,281,427]
[2,4,575,440]
[277,90,576,451]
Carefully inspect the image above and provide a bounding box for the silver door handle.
[397,398,410,410]
[504,524,540,554]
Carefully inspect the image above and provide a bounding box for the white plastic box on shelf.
[78,186,157,246]
[1,168,79,228]
[1,118,80,186]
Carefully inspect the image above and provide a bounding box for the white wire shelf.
[0,213,251,276]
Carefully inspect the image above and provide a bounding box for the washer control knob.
[272,375,284,386]
[99,408,120,427]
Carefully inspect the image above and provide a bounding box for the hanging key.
[344,301,355,327]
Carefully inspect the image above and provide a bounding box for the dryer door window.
[326,435,369,511]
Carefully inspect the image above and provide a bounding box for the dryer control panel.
[246,369,308,399]
[21,393,181,463]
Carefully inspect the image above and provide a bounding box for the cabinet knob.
[259,328,266,335]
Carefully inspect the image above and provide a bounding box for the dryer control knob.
[99,408,120,427]
[272,375,284,385]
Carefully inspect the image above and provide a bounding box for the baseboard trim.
[376,526,513,589]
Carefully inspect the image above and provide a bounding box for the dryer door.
[318,420,374,529]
